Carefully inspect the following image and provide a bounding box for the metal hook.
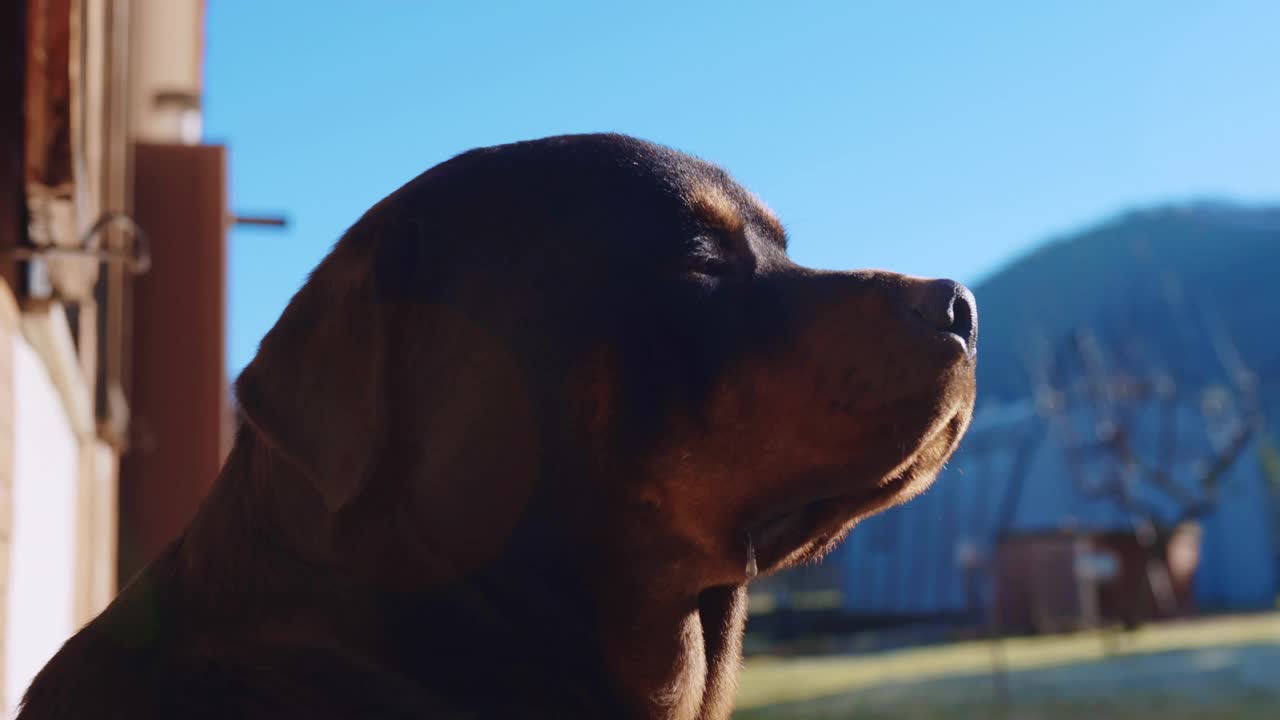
[5,211,151,274]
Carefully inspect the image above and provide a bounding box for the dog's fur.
[17,134,978,719]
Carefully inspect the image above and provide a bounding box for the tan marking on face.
[685,183,746,237]
[746,190,786,241]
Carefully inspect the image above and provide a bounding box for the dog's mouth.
[742,472,912,573]
[740,412,968,575]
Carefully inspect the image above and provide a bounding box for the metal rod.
[231,214,288,228]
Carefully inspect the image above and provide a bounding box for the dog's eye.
[688,252,731,277]
[683,237,734,278]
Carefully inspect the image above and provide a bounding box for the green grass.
[737,690,1280,720]
[736,612,1280,719]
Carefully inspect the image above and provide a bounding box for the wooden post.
[118,142,227,586]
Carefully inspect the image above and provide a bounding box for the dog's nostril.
[913,279,978,347]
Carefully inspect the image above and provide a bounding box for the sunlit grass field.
[736,612,1280,719]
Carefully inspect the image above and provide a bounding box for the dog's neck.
[175,430,362,640]
[594,577,748,720]
[173,429,746,719]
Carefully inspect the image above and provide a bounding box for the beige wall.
[0,280,120,716]
[0,285,15,712]
[4,306,81,714]
[129,0,205,144]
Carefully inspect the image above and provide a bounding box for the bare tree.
[1028,273,1263,622]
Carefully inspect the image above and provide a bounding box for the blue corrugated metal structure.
[771,398,1278,617]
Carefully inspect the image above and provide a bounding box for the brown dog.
[17,134,977,719]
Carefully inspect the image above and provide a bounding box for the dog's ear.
[234,223,389,512]
[235,184,542,578]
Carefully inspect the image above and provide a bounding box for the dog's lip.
[930,326,976,365]
[741,472,911,564]
[738,408,967,570]
[945,330,972,358]
[744,477,897,535]
[905,307,977,365]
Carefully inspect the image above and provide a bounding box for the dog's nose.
[911,279,977,353]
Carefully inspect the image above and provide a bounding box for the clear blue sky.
[205,1,1280,376]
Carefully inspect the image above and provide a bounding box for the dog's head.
[235,133,977,594]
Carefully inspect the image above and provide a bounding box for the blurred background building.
[0,1,233,712]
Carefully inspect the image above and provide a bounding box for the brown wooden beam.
[118,142,228,584]
[0,0,26,281]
